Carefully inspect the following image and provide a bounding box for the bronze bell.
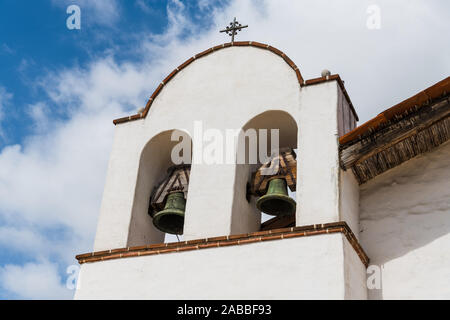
[256,178,296,216]
[149,164,191,235]
[152,191,186,235]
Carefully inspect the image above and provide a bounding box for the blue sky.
[0,0,448,299]
[0,0,224,148]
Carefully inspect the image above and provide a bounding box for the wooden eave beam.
[340,96,450,170]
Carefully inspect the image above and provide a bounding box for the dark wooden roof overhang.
[340,77,450,184]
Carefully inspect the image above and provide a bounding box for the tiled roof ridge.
[112,41,358,125]
[340,76,450,146]
[76,221,369,267]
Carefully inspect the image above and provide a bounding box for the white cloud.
[0,0,448,299]
[135,0,154,14]
[0,261,72,299]
[0,227,49,257]
[0,226,82,266]
[26,103,50,133]
[0,46,170,301]
[0,86,12,121]
[0,86,13,141]
[1,44,14,55]
[212,0,450,122]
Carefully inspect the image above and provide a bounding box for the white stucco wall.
[93,46,344,251]
[343,236,367,299]
[230,163,261,235]
[360,141,450,299]
[76,234,366,299]
[296,82,341,226]
[339,169,360,240]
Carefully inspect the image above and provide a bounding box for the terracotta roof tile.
[75,221,369,267]
[112,41,356,125]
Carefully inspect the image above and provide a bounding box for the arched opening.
[127,129,192,246]
[231,110,298,235]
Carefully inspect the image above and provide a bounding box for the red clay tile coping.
[112,41,358,125]
[76,221,369,267]
[340,76,450,146]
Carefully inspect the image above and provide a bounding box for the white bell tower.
[74,40,368,299]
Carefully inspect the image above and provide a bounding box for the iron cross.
[220,17,248,42]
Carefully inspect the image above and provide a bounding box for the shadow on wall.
[128,129,192,247]
[230,110,298,235]
[359,141,450,299]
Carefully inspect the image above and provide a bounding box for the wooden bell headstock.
[251,148,297,196]
[148,164,191,217]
